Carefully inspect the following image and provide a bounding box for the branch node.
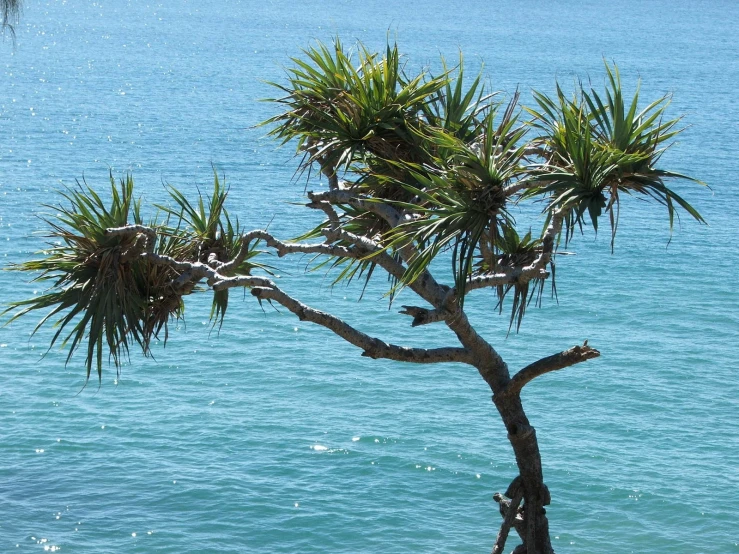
[399,305,446,327]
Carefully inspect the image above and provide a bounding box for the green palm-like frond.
[493,224,545,333]
[527,85,617,242]
[4,173,268,378]
[527,65,705,247]
[381,99,527,303]
[420,54,493,143]
[158,171,271,328]
[582,62,705,239]
[157,169,229,243]
[263,45,704,330]
[4,175,184,381]
[265,39,448,177]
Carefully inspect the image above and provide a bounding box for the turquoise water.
[1,1,737,552]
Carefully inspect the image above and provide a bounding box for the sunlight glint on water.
[0,1,737,552]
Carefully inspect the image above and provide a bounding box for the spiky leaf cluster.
[5,41,705,379]
[268,41,537,302]
[526,64,705,247]
[267,40,703,323]
[5,173,265,380]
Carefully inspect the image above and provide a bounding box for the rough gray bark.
[492,394,553,554]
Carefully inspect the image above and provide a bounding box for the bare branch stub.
[492,477,524,554]
[399,305,447,327]
[505,342,601,396]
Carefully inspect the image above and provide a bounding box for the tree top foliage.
[5,39,705,380]
[266,40,703,305]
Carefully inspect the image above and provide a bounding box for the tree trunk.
[492,393,554,554]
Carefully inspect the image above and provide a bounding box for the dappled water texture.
[1,0,738,552]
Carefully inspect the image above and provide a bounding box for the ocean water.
[0,1,737,552]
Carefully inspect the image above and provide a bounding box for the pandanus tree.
[6,41,704,553]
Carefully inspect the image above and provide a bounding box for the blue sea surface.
[1,1,737,552]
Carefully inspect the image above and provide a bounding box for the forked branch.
[107,225,472,366]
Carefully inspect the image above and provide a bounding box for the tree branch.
[104,225,473,367]
[520,205,567,279]
[218,229,358,276]
[503,179,537,198]
[248,284,472,364]
[448,206,566,299]
[306,198,341,226]
[141,252,222,288]
[305,139,340,190]
[318,226,448,308]
[305,191,449,308]
[308,189,401,227]
[505,342,600,396]
[106,224,156,252]
[441,304,511,391]
[107,228,464,365]
[466,268,550,292]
